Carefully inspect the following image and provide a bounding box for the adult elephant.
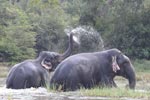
[50,48,136,91]
[6,33,74,89]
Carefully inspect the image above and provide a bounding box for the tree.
[64,0,150,59]
[27,0,69,54]
[0,1,36,62]
[104,0,150,59]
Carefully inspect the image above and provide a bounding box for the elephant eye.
[45,58,51,62]
[54,55,59,59]
[53,57,58,62]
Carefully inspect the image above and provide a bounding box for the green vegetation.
[80,87,150,99]
[0,0,150,62]
[132,59,150,82]
[0,63,9,77]
[0,1,36,62]
[0,69,8,77]
[133,59,150,73]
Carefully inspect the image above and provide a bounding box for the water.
[0,66,149,100]
[0,76,149,100]
[0,86,147,100]
[0,87,48,100]
[65,26,105,53]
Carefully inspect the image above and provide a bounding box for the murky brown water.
[0,66,149,100]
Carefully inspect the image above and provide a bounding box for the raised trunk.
[35,51,47,64]
[59,33,73,61]
[124,63,136,89]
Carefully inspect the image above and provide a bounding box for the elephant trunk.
[59,33,73,61]
[124,63,136,89]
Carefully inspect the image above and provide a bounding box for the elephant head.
[36,33,73,71]
[108,48,136,89]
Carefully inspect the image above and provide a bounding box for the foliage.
[103,0,150,59]
[0,0,68,62]
[133,59,150,72]
[27,0,69,54]
[0,0,150,62]
[64,0,150,59]
[0,1,36,62]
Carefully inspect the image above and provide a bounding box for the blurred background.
[0,0,149,63]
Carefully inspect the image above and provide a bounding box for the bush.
[0,3,36,62]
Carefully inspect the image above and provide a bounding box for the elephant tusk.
[41,59,52,70]
[112,56,120,73]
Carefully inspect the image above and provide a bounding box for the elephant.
[6,33,74,89]
[50,48,136,91]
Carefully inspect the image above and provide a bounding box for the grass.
[0,63,9,77]
[79,59,150,99]
[133,59,150,73]
[79,87,150,99]
[133,59,150,81]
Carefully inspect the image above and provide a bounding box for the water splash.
[64,27,80,44]
[65,26,104,53]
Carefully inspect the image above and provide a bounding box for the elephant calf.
[50,48,136,91]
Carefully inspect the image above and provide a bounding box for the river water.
[0,66,149,100]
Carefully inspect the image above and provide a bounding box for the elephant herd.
[6,33,136,91]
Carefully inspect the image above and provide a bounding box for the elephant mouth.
[41,59,52,70]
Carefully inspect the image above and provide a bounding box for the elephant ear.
[41,58,52,70]
[112,56,120,73]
